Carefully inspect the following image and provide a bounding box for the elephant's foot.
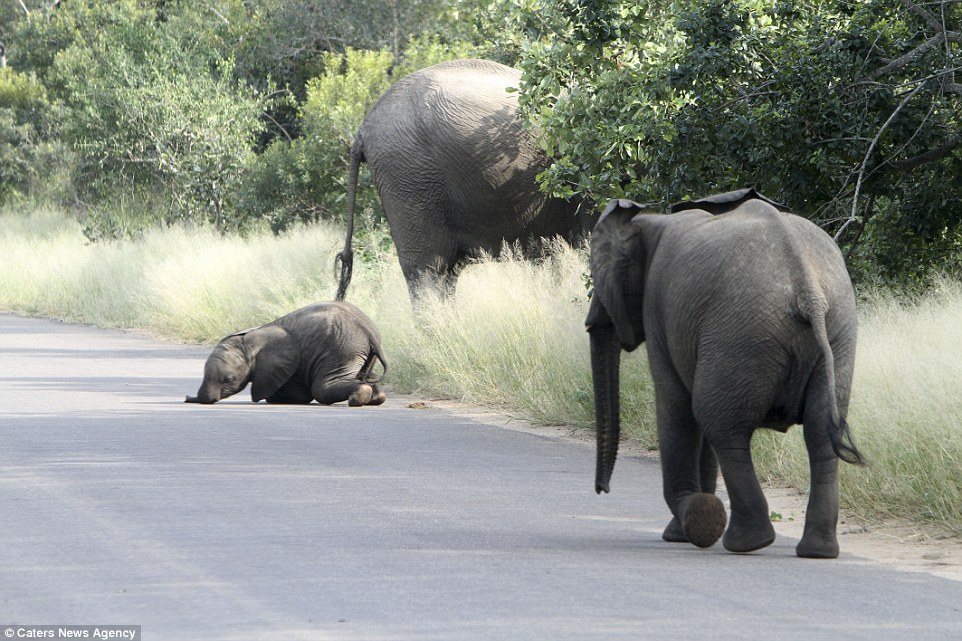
[348,384,373,407]
[680,493,727,548]
[796,527,839,559]
[661,516,688,543]
[722,513,776,553]
[369,389,387,406]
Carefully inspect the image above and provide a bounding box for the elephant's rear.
[666,206,861,462]
[355,59,589,289]
[788,218,862,465]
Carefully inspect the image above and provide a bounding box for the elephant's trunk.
[589,320,622,494]
[184,389,218,404]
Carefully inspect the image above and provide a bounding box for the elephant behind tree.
[335,59,593,301]
[186,301,387,406]
[586,189,864,559]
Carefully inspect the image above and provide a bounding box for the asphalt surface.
[1,313,961,641]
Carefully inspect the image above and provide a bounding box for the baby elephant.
[186,301,387,406]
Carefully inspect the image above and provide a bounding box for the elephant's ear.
[670,188,790,214]
[244,326,300,402]
[587,200,649,352]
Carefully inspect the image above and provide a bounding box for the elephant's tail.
[358,348,388,385]
[806,299,865,466]
[335,134,364,301]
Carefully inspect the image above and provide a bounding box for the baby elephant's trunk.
[184,392,216,404]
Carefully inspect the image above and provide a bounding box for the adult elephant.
[334,59,592,301]
[586,189,865,559]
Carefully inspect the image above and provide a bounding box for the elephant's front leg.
[654,375,727,548]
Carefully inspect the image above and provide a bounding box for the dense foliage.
[0,0,503,238]
[1,0,959,280]
[515,0,962,281]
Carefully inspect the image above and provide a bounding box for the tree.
[516,0,962,281]
[0,66,71,204]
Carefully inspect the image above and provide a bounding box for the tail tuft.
[334,251,353,301]
[830,416,867,466]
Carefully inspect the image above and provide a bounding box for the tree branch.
[205,3,230,27]
[844,192,875,262]
[898,0,944,33]
[836,81,927,241]
[874,1,961,79]
[871,33,946,79]
[882,137,962,173]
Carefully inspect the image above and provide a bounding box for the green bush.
[0,68,74,205]
[516,0,962,284]
[52,29,268,238]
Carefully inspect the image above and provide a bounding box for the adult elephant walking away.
[586,189,865,559]
[335,59,592,300]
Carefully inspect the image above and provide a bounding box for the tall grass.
[368,242,656,442]
[1,208,959,533]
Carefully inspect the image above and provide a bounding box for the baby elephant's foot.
[348,384,373,407]
[681,493,727,548]
[368,386,387,406]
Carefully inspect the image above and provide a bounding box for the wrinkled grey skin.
[186,302,387,407]
[335,59,593,301]
[586,189,864,559]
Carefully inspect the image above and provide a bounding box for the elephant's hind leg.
[695,366,777,553]
[311,378,387,407]
[709,429,776,554]
[796,372,842,559]
[368,382,387,406]
[311,378,370,406]
[678,493,728,548]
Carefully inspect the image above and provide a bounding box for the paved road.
[1,314,961,641]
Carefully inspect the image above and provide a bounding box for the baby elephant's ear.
[245,326,300,402]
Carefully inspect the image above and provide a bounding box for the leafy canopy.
[516,0,962,281]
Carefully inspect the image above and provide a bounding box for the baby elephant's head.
[186,326,299,404]
[185,335,251,404]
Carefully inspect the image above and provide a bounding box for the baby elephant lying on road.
[186,302,387,406]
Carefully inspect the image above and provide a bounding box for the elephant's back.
[654,204,855,332]
[383,59,521,102]
[414,58,521,84]
[360,59,524,158]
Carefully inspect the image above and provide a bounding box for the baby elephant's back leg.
[310,361,386,406]
[311,377,370,406]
